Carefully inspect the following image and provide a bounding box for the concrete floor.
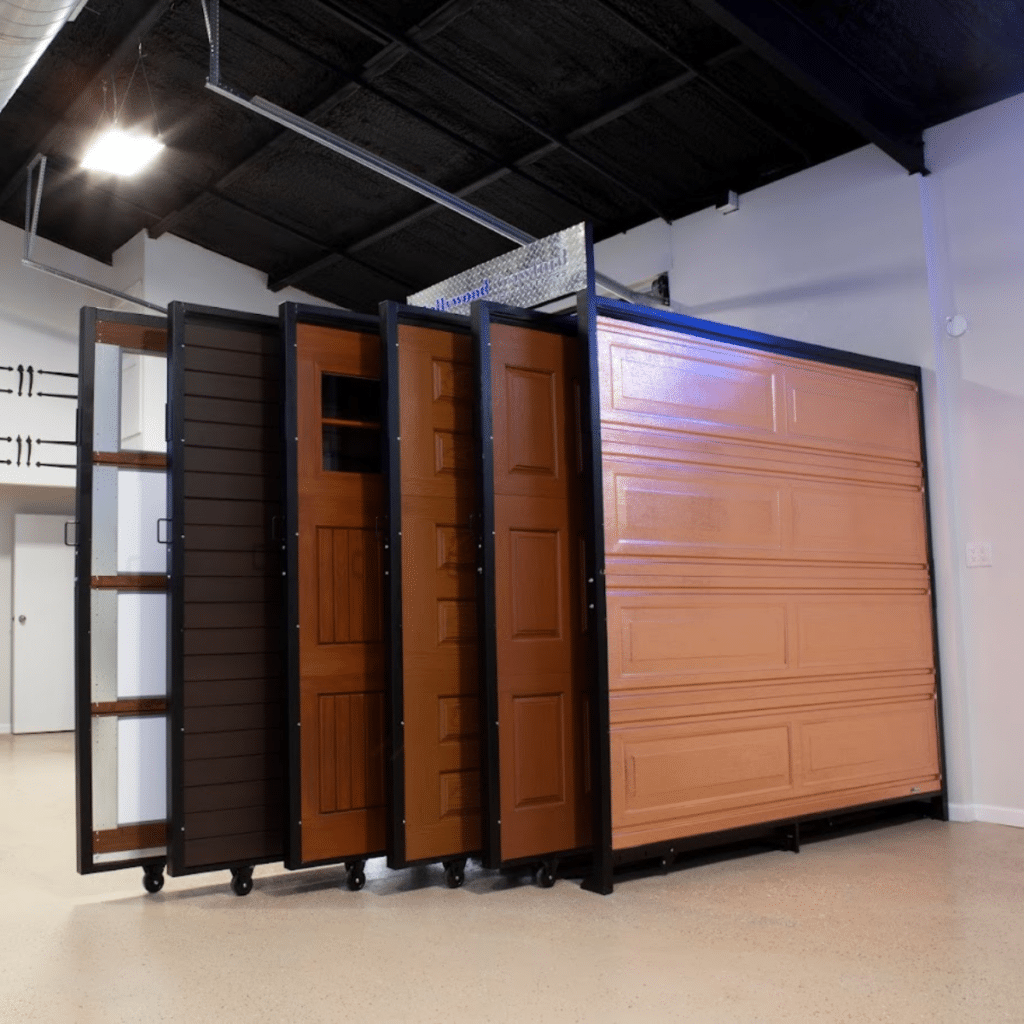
[2,732,1022,1024]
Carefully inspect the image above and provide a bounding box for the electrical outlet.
[966,542,993,568]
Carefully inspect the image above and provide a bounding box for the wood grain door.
[295,322,386,865]
[396,322,481,863]
[594,313,941,854]
[488,322,590,862]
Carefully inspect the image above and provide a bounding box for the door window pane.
[321,373,381,474]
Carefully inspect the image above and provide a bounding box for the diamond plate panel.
[407,223,589,315]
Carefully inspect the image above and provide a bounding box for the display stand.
[472,302,596,885]
[380,303,482,886]
[75,308,171,894]
[576,294,948,894]
[280,302,387,890]
[166,303,286,893]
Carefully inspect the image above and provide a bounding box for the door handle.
[156,518,171,544]
[64,521,78,547]
[18,615,26,625]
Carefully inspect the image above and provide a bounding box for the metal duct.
[0,0,82,115]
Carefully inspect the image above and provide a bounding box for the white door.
[12,513,76,733]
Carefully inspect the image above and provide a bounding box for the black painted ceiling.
[1,0,1022,312]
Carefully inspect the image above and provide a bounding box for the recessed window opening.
[321,372,381,473]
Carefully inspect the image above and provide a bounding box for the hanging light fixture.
[81,42,164,177]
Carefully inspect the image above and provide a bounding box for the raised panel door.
[490,323,590,863]
[397,324,481,862]
[595,315,941,856]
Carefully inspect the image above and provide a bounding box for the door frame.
[75,307,170,876]
[279,302,385,870]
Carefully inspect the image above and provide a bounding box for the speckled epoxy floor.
[2,732,1022,1023]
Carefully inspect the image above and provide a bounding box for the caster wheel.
[345,860,366,891]
[142,867,164,894]
[230,866,254,897]
[443,860,465,889]
[536,863,556,888]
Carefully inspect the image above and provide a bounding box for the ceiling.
[1,0,1022,313]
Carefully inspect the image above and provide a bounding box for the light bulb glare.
[82,127,164,177]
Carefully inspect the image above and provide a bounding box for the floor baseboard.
[973,804,1024,829]
[948,803,1024,828]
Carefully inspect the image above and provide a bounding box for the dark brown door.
[170,306,287,875]
[296,322,386,864]
[397,322,481,862]
[489,322,590,862]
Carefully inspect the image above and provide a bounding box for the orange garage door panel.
[595,313,941,854]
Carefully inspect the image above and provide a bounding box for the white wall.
[0,220,109,489]
[924,94,1024,826]
[0,219,329,730]
[134,232,328,314]
[0,485,76,731]
[593,95,1024,826]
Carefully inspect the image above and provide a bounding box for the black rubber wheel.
[230,870,253,897]
[142,868,164,894]
[346,868,366,892]
[536,864,555,888]
[443,861,465,889]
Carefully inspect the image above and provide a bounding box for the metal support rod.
[201,1,653,307]
[209,83,535,248]
[21,258,168,313]
[21,153,167,314]
[24,154,46,262]
[208,0,220,86]
[242,83,647,304]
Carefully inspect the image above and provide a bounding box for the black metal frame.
[379,301,481,870]
[279,301,386,871]
[610,793,942,871]
[577,295,949,893]
[470,300,602,874]
[166,302,284,877]
[75,306,170,876]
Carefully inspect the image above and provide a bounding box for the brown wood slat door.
[595,314,941,852]
[295,322,386,864]
[489,322,590,862]
[169,305,287,875]
[397,322,481,863]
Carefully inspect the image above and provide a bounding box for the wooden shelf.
[94,451,168,469]
[91,698,168,717]
[322,418,381,430]
[91,575,168,591]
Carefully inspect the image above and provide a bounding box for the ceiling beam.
[223,1,596,220]
[685,0,926,173]
[150,0,594,240]
[197,192,415,290]
[314,0,674,221]
[266,60,738,292]
[589,0,811,166]
[0,0,174,209]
